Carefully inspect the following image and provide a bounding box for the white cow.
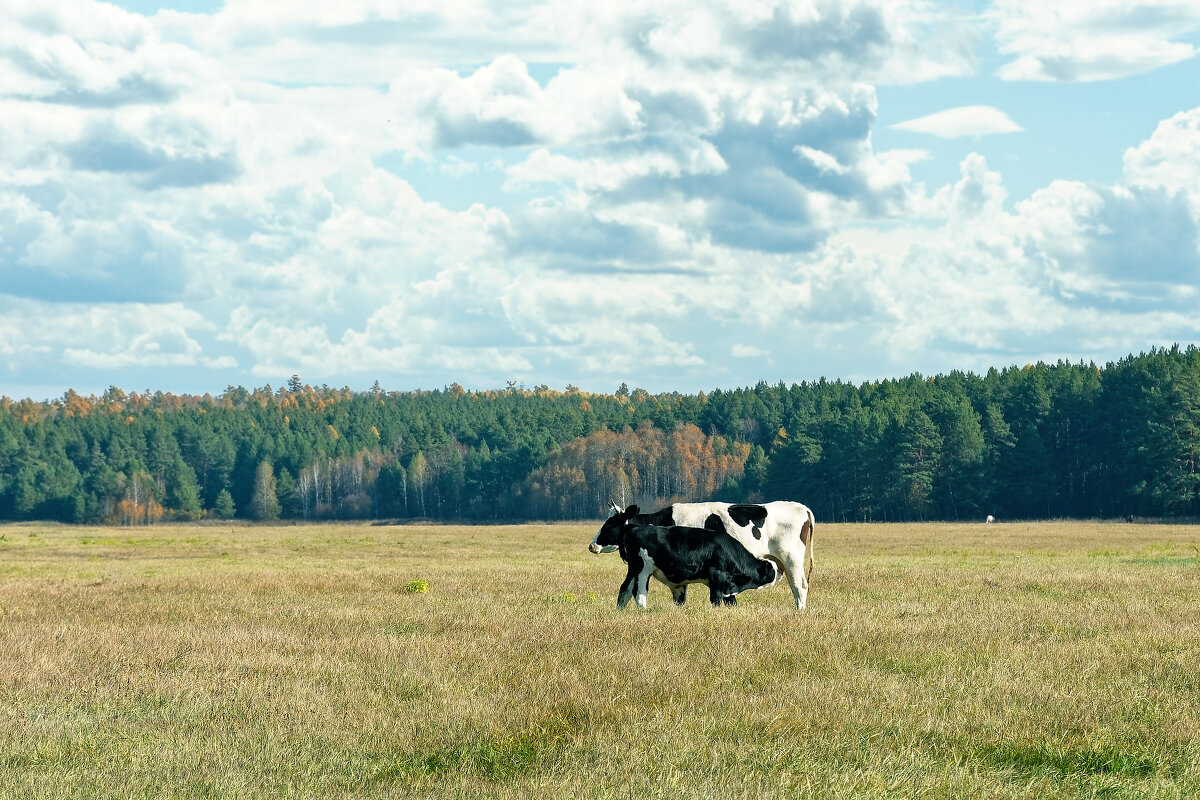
[590,500,815,610]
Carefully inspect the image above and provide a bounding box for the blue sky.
[2,0,1200,400]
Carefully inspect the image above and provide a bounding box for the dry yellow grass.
[1,520,1198,799]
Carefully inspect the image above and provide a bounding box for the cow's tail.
[804,509,815,585]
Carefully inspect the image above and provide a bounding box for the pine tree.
[276,467,298,518]
[1001,422,1052,518]
[890,409,942,521]
[213,489,236,520]
[740,445,768,501]
[930,393,985,520]
[166,457,203,519]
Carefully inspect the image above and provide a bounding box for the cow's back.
[672,500,812,561]
[660,502,729,529]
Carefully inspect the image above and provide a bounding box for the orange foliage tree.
[524,422,750,519]
[115,473,164,525]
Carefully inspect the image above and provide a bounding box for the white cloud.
[930,153,1009,219]
[891,105,1023,138]
[795,146,849,175]
[0,0,207,106]
[382,57,644,157]
[152,1,568,86]
[766,137,1200,377]
[0,299,230,371]
[1123,107,1200,194]
[991,0,1200,82]
[504,140,728,195]
[4,1,1200,395]
[564,0,976,86]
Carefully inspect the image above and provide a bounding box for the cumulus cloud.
[0,0,203,106]
[725,106,1198,382]
[1014,186,1199,314]
[0,186,191,303]
[0,298,232,372]
[891,105,1023,138]
[496,80,911,263]
[991,0,1200,82]
[1123,108,1200,193]
[567,0,975,86]
[384,57,640,154]
[931,153,1008,219]
[5,0,1200,396]
[65,121,241,187]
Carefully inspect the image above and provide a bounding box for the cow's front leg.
[708,575,741,607]
[617,566,638,609]
[707,573,738,607]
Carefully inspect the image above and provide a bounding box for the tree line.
[3,347,1200,524]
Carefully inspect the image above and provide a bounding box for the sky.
[2,0,1200,400]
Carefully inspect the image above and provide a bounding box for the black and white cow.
[595,505,782,609]
[590,500,815,610]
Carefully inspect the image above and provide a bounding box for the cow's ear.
[625,504,639,517]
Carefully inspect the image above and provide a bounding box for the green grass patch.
[978,739,1169,778]
[375,732,555,783]
[1124,556,1200,566]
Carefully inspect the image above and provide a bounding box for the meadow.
[1,519,1198,799]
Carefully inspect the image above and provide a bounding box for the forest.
[3,346,1200,524]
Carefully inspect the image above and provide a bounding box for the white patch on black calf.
[635,548,656,609]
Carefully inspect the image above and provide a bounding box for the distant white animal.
[986,514,995,523]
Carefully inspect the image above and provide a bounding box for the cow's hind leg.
[782,551,809,610]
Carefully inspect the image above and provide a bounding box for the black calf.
[598,505,780,609]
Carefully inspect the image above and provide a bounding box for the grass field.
[2,519,1198,799]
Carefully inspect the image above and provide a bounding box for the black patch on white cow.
[728,504,768,528]
[729,503,766,539]
[703,513,726,533]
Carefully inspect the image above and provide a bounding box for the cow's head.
[759,557,784,589]
[588,504,639,554]
[729,557,784,597]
